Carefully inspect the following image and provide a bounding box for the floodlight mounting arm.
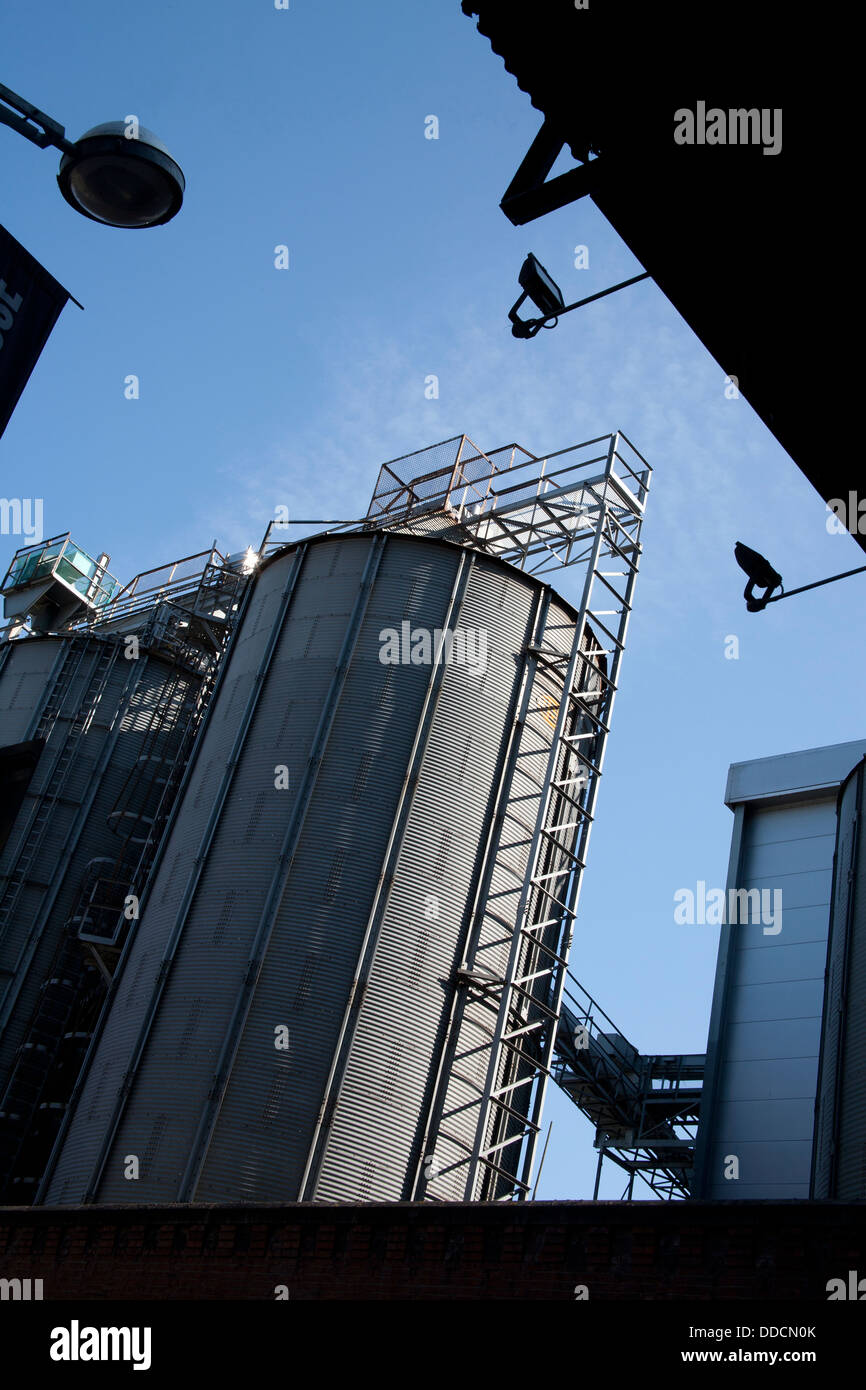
[747,562,866,611]
[500,118,603,225]
[0,81,74,154]
[509,271,651,339]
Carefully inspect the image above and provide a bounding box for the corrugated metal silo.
[0,536,253,1199]
[0,623,210,1197]
[44,530,604,1204]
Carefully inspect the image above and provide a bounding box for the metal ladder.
[420,500,643,1201]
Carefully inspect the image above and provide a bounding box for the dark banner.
[0,223,76,440]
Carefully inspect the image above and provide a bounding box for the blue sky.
[3,0,863,1200]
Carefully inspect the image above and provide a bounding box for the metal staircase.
[553,977,704,1200]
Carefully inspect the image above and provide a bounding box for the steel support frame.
[488,469,641,1198]
[499,117,604,226]
[554,981,702,1200]
[593,1135,697,1202]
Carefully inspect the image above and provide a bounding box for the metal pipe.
[762,564,866,606]
[531,1121,553,1199]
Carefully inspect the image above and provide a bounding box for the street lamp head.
[509,253,565,338]
[57,122,185,228]
[734,541,783,612]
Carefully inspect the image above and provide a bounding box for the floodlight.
[509,253,566,337]
[734,541,783,611]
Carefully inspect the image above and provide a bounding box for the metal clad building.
[813,756,866,1199]
[45,531,596,1204]
[694,740,866,1199]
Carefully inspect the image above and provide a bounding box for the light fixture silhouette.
[508,252,650,338]
[734,541,866,612]
[734,542,783,611]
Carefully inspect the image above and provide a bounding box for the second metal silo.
[43,432,649,1206]
[0,539,249,1199]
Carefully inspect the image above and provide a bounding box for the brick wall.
[1,1201,864,1300]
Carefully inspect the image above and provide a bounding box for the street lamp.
[734,541,866,612]
[508,252,650,339]
[57,122,184,228]
[0,83,184,228]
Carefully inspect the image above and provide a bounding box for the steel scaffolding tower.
[417,434,648,1199]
